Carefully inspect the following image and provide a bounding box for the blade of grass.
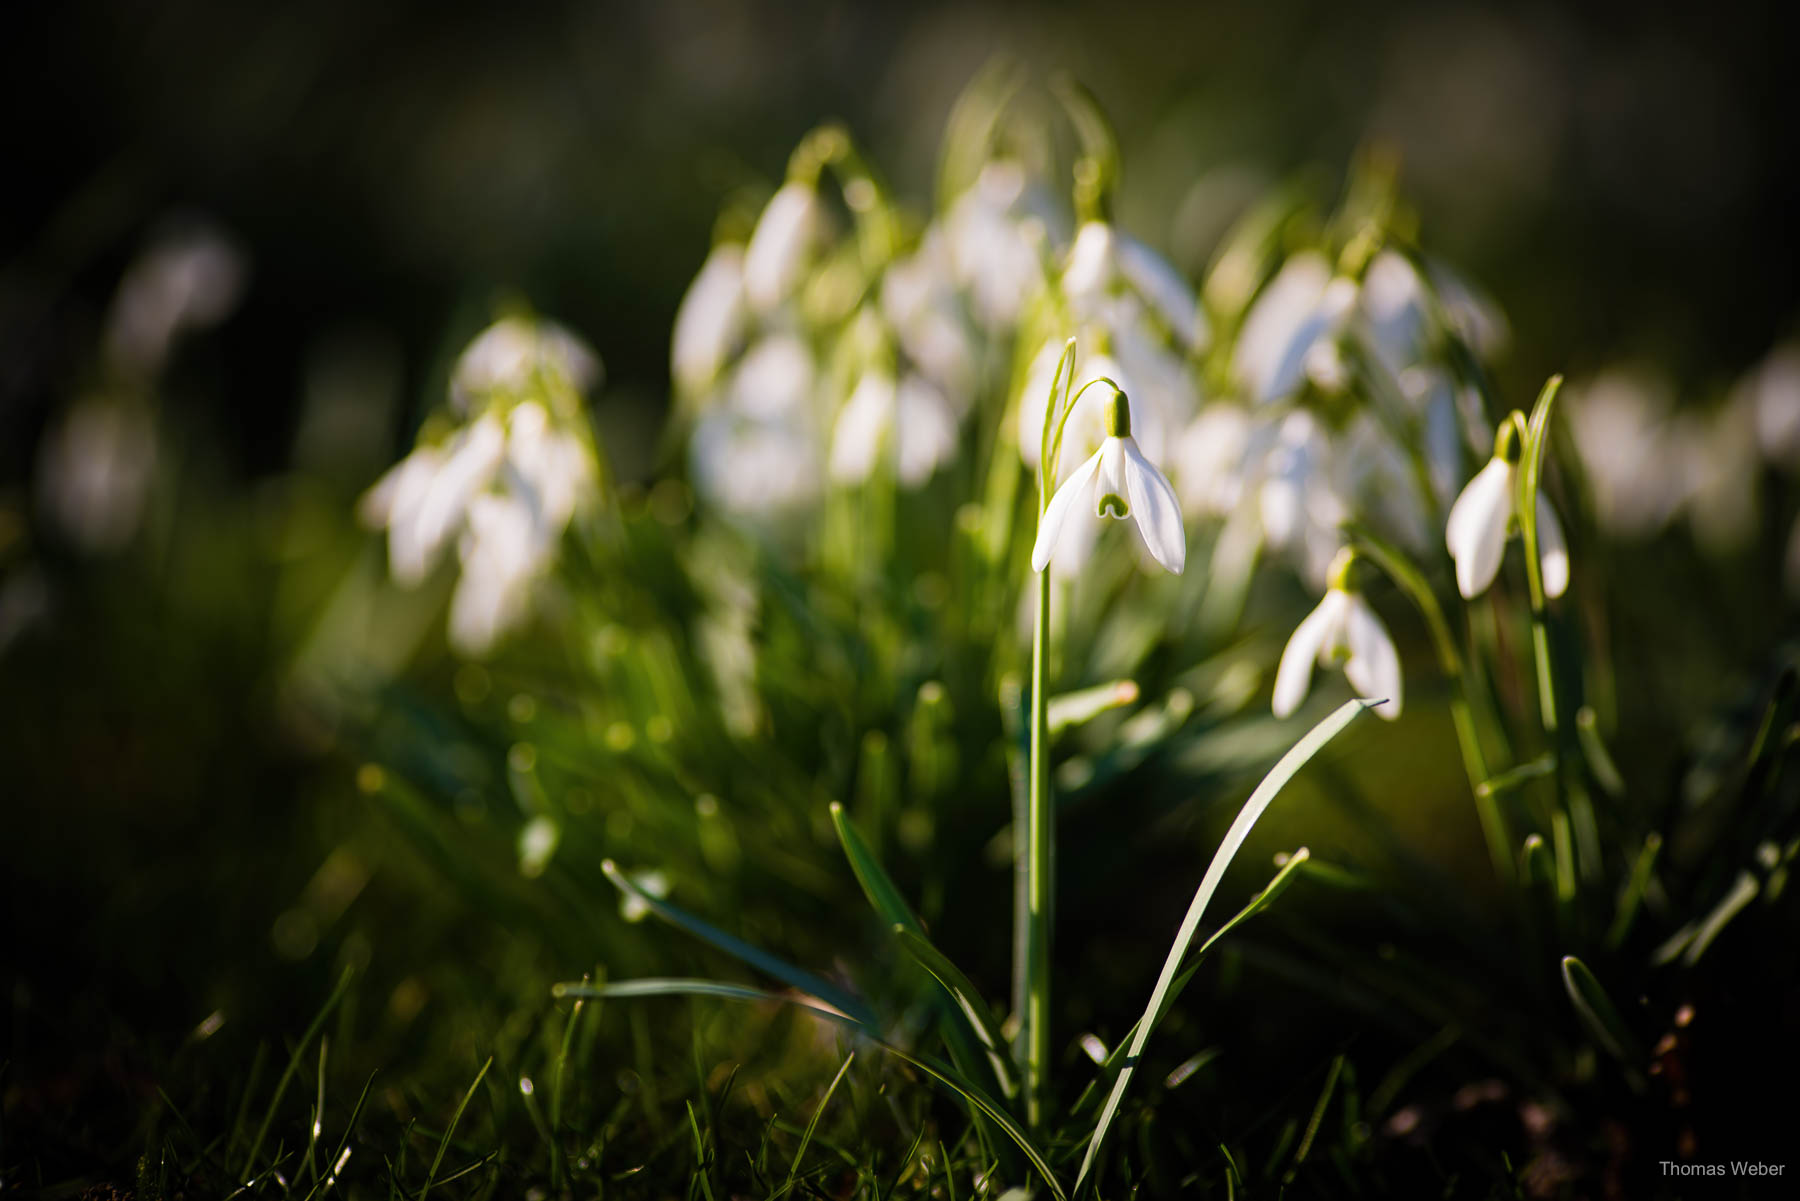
[779,1052,855,1200]
[829,802,1014,1096]
[1605,833,1662,949]
[301,1071,374,1201]
[241,967,352,1180]
[420,1056,492,1201]
[1074,699,1375,1195]
[1071,848,1314,1116]
[1515,374,1564,733]
[1560,956,1644,1086]
[554,978,1066,1198]
[601,858,877,1027]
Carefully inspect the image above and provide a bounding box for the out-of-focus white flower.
[370,414,508,586]
[1031,388,1185,575]
[729,335,815,420]
[829,370,960,488]
[744,181,820,312]
[1254,410,1350,585]
[105,222,247,378]
[1337,413,1433,551]
[503,400,594,539]
[1174,403,1254,518]
[672,244,746,395]
[880,232,978,401]
[690,409,823,520]
[1445,451,1569,600]
[944,161,1053,330]
[1272,585,1403,721]
[36,399,158,553]
[1749,343,1800,468]
[449,493,540,656]
[451,317,600,413]
[1063,221,1208,352]
[1567,369,1684,538]
[1233,253,1359,405]
[1673,395,1760,554]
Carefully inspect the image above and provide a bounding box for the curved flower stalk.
[1030,386,1186,575]
[362,316,602,656]
[1272,552,1403,721]
[1446,413,1570,600]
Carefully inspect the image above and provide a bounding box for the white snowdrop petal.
[1030,449,1104,572]
[829,372,896,485]
[894,376,959,487]
[1446,458,1514,599]
[1342,594,1403,719]
[672,245,745,393]
[1535,493,1570,599]
[743,182,818,312]
[1121,439,1186,574]
[1115,230,1205,351]
[1273,592,1342,719]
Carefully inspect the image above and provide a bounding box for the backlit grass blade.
[891,925,1016,1097]
[420,1055,491,1201]
[601,859,877,1027]
[828,802,924,931]
[1515,374,1564,732]
[1074,699,1375,1195]
[555,978,1066,1198]
[241,966,352,1180]
[1071,848,1312,1115]
[779,1051,854,1199]
[1560,956,1644,1089]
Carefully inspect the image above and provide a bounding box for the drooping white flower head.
[448,493,541,657]
[1272,578,1403,721]
[1444,419,1569,600]
[743,180,820,313]
[671,244,747,395]
[829,369,959,488]
[944,161,1054,330]
[368,413,508,586]
[1063,221,1209,353]
[1031,388,1186,575]
[450,317,600,414]
[1233,253,1360,405]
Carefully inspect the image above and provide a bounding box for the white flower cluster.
[361,316,601,656]
[1567,344,1800,590]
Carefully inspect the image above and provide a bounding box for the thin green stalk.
[1024,566,1052,1130]
[1347,526,1512,883]
[1515,378,1563,733]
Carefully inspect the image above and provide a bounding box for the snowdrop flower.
[671,244,746,395]
[1174,403,1254,519]
[36,398,159,553]
[1233,253,1360,405]
[1030,388,1185,575]
[743,180,820,312]
[104,221,247,378]
[944,161,1054,330]
[829,369,960,488]
[364,413,507,586]
[503,400,594,539]
[1253,410,1351,587]
[1749,342,1800,468]
[1445,419,1569,600]
[880,233,978,401]
[1063,221,1209,352]
[450,317,599,413]
[448,493,541,656]
[1272,571,1403,721]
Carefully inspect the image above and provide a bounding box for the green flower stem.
[1019,339,1076,1134]
[1515,379,1563,735]
[1024,560,1053,1131]
[1347,526,1513,884]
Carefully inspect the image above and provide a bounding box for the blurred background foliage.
[5,0,1800,1195]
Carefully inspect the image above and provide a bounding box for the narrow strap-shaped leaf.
[828,803,1015,1116]
[553,978,1066,1199]
[601,860,877,1027]
[892,925,1016,1097]
[1074,700,1374,1195]
[1071,848,1312,1115]
[420,1055,491,1201]
[779,1051,854,1199]
[1560,955,1644,1091]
